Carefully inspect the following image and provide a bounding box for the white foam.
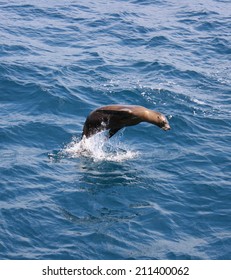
[192,98,206,105]
[62,132,139,162]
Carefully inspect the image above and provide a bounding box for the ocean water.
[0,0,230,260]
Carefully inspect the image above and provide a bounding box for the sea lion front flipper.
[108,127,122,138]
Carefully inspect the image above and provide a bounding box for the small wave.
[60,132,139,162]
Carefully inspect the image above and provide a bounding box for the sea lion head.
[157,113,171,131]
[143,110,170,131]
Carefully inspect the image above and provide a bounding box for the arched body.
[82,104,170,138]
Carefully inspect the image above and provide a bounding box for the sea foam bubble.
[61,132,138,162]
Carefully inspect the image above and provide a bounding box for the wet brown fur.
[82,105,170,138]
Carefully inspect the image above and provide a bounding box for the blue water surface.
[0,0,231,259]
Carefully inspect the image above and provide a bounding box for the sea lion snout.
[162,123,171,131]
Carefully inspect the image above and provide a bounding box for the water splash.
[60,132,139,162]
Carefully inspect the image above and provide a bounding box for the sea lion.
[82,104,170,139]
